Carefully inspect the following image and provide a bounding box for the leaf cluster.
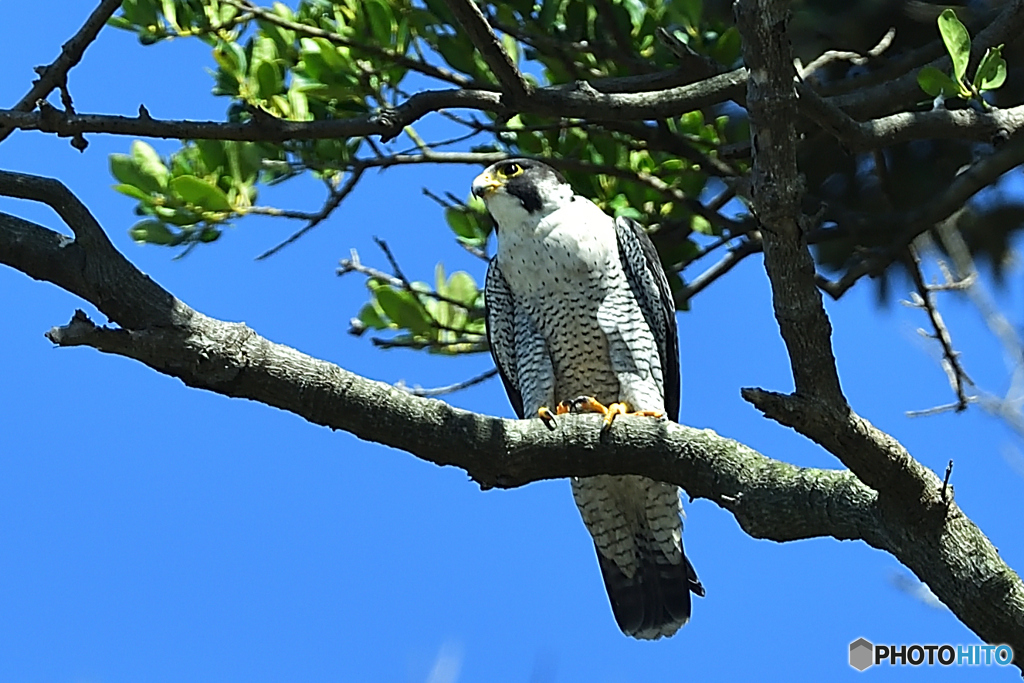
[918,9,1006,104]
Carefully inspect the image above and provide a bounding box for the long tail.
[596,536,704,640]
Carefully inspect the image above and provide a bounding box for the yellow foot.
[538,406,558,431]
[556,396,664,429]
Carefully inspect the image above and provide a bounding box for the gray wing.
[484,258,555,419]
[613,216,680,421]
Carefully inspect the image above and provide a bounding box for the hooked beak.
[471,171,502,199]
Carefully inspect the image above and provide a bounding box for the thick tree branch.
[1,168,1022,661]
[734,0,1024,657]
[736,0,843,405]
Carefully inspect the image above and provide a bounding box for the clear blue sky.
[2,3,1022,681]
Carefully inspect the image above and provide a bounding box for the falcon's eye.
[497,162,523,178]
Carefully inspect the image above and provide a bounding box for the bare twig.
[0,0,123,144]
[941,459,954,503]
[903,244,973,412]
[337,248,482,315]
[371,336,487,352]
[678,237,762,304]
[374,237,412,287]
[256,166,366,259]
[798,27,896,79]
[906,400,977,418]
[397,368,498,397]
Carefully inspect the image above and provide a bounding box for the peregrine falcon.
[473,158,704,639]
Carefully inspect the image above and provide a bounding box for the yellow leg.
[538,406,558,431]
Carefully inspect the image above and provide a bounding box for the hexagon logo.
[850,638,874,671]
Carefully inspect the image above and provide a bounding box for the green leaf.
[678,0,701,27]
[363,0,395,47]
[312,37,345,72]
[538,0,563,27]
[436,35,479,77]
[975,45,1007,91]
[170,175,233,212]
[160,0,179,30]
[287,88,310,120]
[711,26,741,66]
[352,302,389,334]
[254,59,283,98]
[214,39,247,76]
[375,287,433,335]
[434,262,447,294]
[120,0,160,29]
[938,8,970,83]
[421,0,456,25]
[446,271,479,308]
[128,219,177,245]
[110,154,163,195]
[107,16,134,31]
[153,205,203,227]
[252,35,278,67]
[132,141,170,186]
[917,65,961,98]
[502,33,518,66]
[691,214,714,236]
[196,139,228,172]
[445,208,489,246]
[113,183,155,202]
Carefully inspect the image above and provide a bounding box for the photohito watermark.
[849,638,1014,671]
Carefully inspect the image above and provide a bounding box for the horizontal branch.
[2,170,1023,661]
[799,84,1024,152]
[0,69,748,144]
[0,171,869,541]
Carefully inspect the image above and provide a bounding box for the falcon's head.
[472,159,574,227]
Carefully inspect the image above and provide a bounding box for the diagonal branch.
[904,245,974,412]
[255,165,366,259]
[736,0,1024,657]
[818,132,1024,299]
[0,0,122,144]
[442,0,532,101]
